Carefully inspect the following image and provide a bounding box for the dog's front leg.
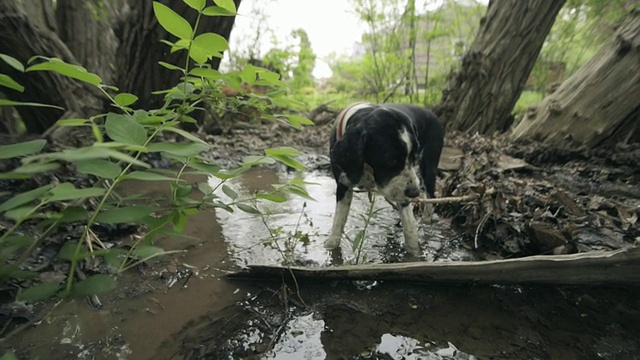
[325,183,353,250]
[399,203,421,256]
[421,195,434,224]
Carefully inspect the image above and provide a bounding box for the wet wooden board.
[227,247,640,286]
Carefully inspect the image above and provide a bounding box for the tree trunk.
[435,0,565,134]
[0,0,241,135]
[0,0,103,134]
[511,9,640,148]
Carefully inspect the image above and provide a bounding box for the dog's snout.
[405,186,420,198]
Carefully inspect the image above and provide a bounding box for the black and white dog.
[325,103,445,256]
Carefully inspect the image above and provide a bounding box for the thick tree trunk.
[511,9,640,147]
[0,0,103,134]
[0,0,241,135]
[116,0,240,112]
[435,0,565,134]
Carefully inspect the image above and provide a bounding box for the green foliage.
[0,0,313,303]
[521,0,631,108]
[325,0,485,106]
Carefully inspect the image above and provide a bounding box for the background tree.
[0,0,241,135]
[511,7,640,148]
[326,0,484,105]
[435,0,566,134]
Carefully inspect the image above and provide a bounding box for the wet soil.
[1,122,639,359]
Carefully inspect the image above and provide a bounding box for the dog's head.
[330,105,422,204]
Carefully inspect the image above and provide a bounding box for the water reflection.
[208,167,472,267]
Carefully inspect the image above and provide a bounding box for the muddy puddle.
[211,167,473,268]
[3,167,640,359]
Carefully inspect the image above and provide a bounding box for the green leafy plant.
[0,0,313,302]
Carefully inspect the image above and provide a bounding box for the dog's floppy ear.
[330,127,367,185]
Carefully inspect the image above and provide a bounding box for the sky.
[226,0,366,78]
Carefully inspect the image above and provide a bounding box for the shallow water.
[3,168,640,360]
[211,168,474,268]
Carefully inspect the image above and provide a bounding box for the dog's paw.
[404,242,421,257]
[324,235,341,250]
[404,244,422,257]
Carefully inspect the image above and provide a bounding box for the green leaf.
[0,74,24,92]
[158,61,185,72]
[0,99,63,109]
[1,235,35,256]
[0,53,24,72]
[3,205,36,221]
[269,154,306,171]
[103,248,126,269]
[172,211,187,232]
[188,160,220,175]
[17,283,62,302]
[72,274,116,296]
[256,193,288,203]
[2,235,35,249]
[0,351,19,360]
[59,206,89,223]
[105,149,150,168]
[114,93,139,107]
[96,206,154,224]
[202,5,236,16]
[161,126,207,144]
[123,171,176,181]
[48,183,106,201]
[221,184,238,200]
[56,118,90,126]
[57,241,81,261]
[284,184,315,201]
[190,33,228,64]
[236,203,261,214]
[213,0,237,13]
[76,159,122,179]
[352,230,365,252]
[105,113,147,146]
[10,162,60,175]
[189,67,223,80]
[0,184,52,212]
[153,2,193,40]
[265,147,304,157]
[184,0,206,11]
[132,245,166,259]
[242,155,275,166]
[240,64,256,85]
[27,57,102,86]
[284,114,315,128]
[147,142,209,156]
[0,139,46,159]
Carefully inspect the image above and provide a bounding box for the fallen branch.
[227,247,640,286]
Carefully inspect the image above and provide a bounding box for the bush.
[0,0,312,302]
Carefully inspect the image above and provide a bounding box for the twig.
[474,212,491,249]
[411,194,480,204]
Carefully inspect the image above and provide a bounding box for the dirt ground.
[1,119,639,359]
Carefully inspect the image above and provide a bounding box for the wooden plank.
[227,247,640,286]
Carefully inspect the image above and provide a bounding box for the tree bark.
[0,0,241,135]
[0,0,103,134]
[435,0,565,134]
[511,8,640,147]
